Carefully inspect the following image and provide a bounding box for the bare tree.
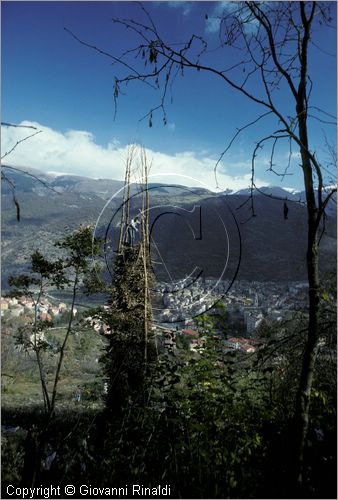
[66,1,336,487]
[139,147,152,361]
[116,145,153,358]
[1,122,60,220]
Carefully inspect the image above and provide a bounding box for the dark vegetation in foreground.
[2,302,336,499]
[1,232,336,499]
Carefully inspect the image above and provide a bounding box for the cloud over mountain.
[1,121,267,192]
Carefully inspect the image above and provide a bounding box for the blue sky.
[2,1,337,191]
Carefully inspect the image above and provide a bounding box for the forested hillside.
[2,167,336,286]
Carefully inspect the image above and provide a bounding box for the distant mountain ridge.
[1,165,336,286]
[3,165,336,215]
[2,165,218,200]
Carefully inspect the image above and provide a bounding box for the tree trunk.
[294,107,320,487]
[294,230,320,486]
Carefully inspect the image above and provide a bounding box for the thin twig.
[1,130,42,160]
[2,165,61,194]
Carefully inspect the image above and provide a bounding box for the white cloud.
[289,151,301,160]
[205,2,235,34]
[1,120,267,192]
[205,2,258,35]
[284,187,301,194]
[167,1,193,16]
[205,16,222,34]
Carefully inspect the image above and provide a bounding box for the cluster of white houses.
[0,296,77,321]
[155,278,307,335]
[2,278,308,356]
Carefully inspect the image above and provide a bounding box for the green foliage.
[1,429,26,485]
[2,303,336,497]
[31,250,65,282]
[100,244,155,411]
[3,233,336,497]
[102,310,335,498]
[97,317,271,497]
[8,250,69,297]
[55,224,100,274]
[7,225,103,418]
[8,274,40,295]
[81,380,105,401]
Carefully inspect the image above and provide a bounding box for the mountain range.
[1,165,336,287]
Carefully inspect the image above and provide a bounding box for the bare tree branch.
[1,130,42,160]
[1,123,61,221]
[1,122,38,130]
[2,165,61,194]
[214,111,273,188]
[68,4,336,485]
